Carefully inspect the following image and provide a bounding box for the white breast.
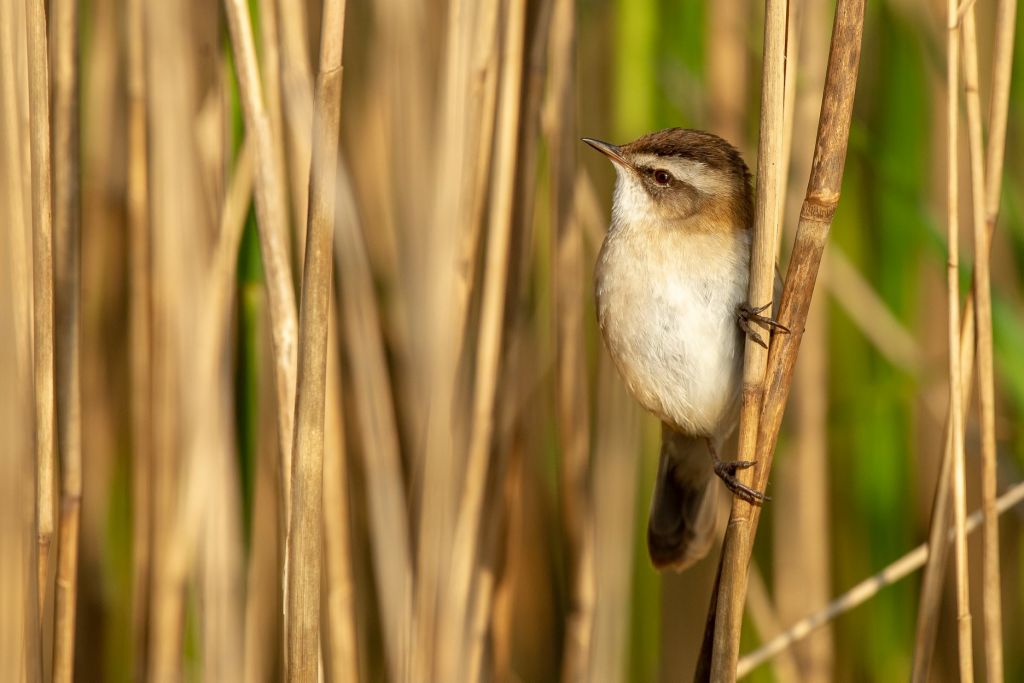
[595,226,750,436]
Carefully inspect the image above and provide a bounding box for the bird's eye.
[653,169,672,186]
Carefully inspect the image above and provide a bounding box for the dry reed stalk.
[0,2,40,675]
[256,0,293,259]
[548,0,595,680]
[774,1,833,677]
[741,479,1024,678]
[285,0,347,676]
[125,0,152,674]
[707,0,788,677]
[174,131,253,683]
[286,2,350,679]
[143,0,208,674]
[334,160,413,682]
[223,0,300,540]
[50,0,81,677]
[978,0,1017,674]
[245,306,285,683]
[2,0,35,630]
[961,8,1003,680]
[708,0,749,146]
[1,0,31,392]
[322,303,359,683]
[588,352,641,681]
[273,0,314,245]
[0,296,38,683]
[699,1,865,678]
[25,0,55,621]
[441,0,528,678]
[778,0,800,236]
[451,0,502,350]
[912,301,977,679]
[910,0,1017,676]
[409,2,481,676]
[944,1,974,679]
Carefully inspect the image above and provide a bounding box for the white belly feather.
[595,227,749,436]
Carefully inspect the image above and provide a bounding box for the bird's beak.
[582,138,632,169]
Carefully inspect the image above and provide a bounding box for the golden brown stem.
[708,0,788,677]
[284,0,347,679]
[322,303,359,683]
[910,0,1016,677]
[50,0,81,678]
[25,0,55,623]
[222,0,300,549]
[944,2,974,679]
[439,0,528,679]
[549,1,595,681]
[125,0,152,675]
[961,7,1002,681]
[698,2,865,679]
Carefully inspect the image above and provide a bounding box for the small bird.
[584,128,785,571]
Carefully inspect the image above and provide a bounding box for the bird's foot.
[705,438,770,505]
[737,301,790,350]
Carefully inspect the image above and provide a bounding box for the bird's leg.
[736,301,790,350]
[705,437,770,504]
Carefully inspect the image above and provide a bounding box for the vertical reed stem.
[285,0,347,679]
[125,0,152,675]
[51,0,82,679]
[945,2,974,680]
[708,0,788,678]
[25,0,55,623]
[550,1,595,680]
[910,0,1017,676]
[698,2,865,678]
[961,6,1003,680]
[222,0,300,557]
[441,0,528,679]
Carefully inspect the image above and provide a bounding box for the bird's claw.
[737,301,790,349]
[712,458,770,505]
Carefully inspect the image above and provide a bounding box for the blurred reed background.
[2,0,1024,681]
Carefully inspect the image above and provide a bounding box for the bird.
[583,128,785,571]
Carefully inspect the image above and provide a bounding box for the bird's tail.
[647,424,718,571]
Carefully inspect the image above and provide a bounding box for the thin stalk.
[980,0,1018,673]
[222,0,300,551]
[945,2,974,679]
[588,352,641,682]
[125,0,152,676]
[774,3,833,677]
[0,0,40,675]
[322,304,359,683]
[410,2,481,678]
[440,1,528,679]
[910,0,1017,675]
[549,1,595,680]
[285,0,347,679]
[25,0,54,621]
[708,0,788,677]
[334,160,413,683]
[50,0,81,678]
[739,480,1024,679]
[961,7,1002,680]
[256,0,293,264]
[273,0,314,240]
[698,1,865,678]
[244,321,284,683]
